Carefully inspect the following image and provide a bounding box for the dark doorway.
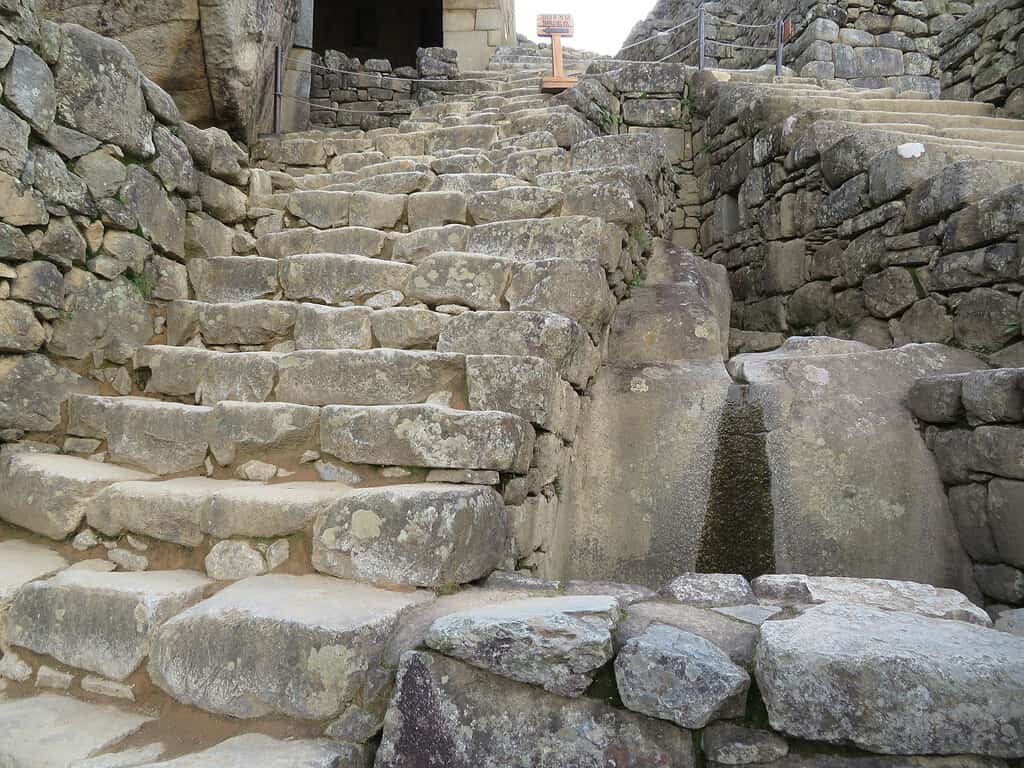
[313,0,443,68]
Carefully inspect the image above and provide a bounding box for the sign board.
[536,14,574,37]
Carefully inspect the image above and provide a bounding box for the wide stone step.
[850,122,1024,150]
[135,345,466,406]
[256,225,387,260]
[85,475,355,546]
[0,693,155,766]
[311,483,508,586]
[147,574,434,719]
[0,454,154,540]
[7,569,211,680]
[187,257,280,303]
[320,403,535,472]
[135,735,361,768]
[812,107,1024,134]
[67,395,212,475]
[280,253,414,305]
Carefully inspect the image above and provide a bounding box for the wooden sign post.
[536,14,577,91]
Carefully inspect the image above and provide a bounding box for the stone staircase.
[0,65,664,762]
[3,51,1024,766]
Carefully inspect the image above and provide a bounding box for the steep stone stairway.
[0,65,661,761]
[2,43,1024,765]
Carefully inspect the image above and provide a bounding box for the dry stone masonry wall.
[307,47,496,131]
[939,0,1024,116]
[619,0,970,96]
[910,369,1024,615]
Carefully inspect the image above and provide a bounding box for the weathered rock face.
[751,574,991,625]
[0,353,96,431]
[756,603,1024,757]
[729,339,984,595]
[424,595,620,696]
[40,0,298,139]
[376,651,696,768]
[615,624,751,728]
[51,23,155,157]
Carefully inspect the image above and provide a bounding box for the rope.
[705,14,778,29]
[618,14,700,51]
[705,39,779,51]
[656,39,699,63]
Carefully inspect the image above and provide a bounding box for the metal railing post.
[698,5,706,71]
[775,17,784,76]
[273,45,283,134]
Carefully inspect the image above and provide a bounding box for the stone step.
[145,575,434,720]
[0,453,154,540]
[134,345,467,406]
[133,345,571,432]
[311,484,508,585]
[0,539,69,610]
[851,122,1024,150]
[374,125,500,158]
[0,693,154,766]
[256,225,388,259]
[815,108,1024,134]
[319,403,535,472]
[7,569,211,680]
[188,257,280,303]
[67,395,212,475]
[84,476,355,546]
[135,735,361,768]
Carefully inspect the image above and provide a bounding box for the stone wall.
[939,0,1024,116]
[442,0,515,72]
[38,0,298,141]
[690,73,1024,361]
[308,47,492,131]
[0,14,252,439]
[618,0,967,96]
[910,369,1024,609]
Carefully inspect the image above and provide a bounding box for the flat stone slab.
[375,651,695,768]
[313,484,507,588]
[8,569,211,680]
[86,478,354,546]
[148,574,433,720]
[0,693,154,768]
[425,595,620,696]
[0,539,68,607]
[756,602,1024,757]
[0,454,154,540]
[133,734,359,768]
[320,404,534,472]
[751,574,991,626]
[616,624,750,729]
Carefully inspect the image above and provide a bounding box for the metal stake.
[273,45,283,134]
[698,5,706,71]
[775,18,784,77]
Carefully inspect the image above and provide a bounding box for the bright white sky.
[515,0,660,54]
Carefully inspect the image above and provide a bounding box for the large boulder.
[728,339,984,595]
[375,651,695,768]
[756,602,1024,757]
[51,23,155,158]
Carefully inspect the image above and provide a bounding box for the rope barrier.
[705,14,778,29]
[656,39,699,63]
[705,39,779,51]
[618,14,700,51]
